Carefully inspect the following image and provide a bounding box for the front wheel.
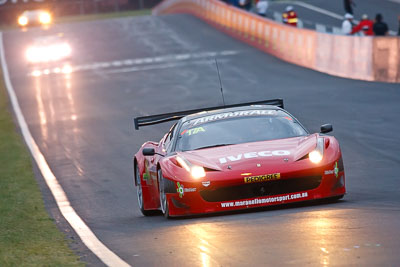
[158,169,170,219]
[135,165,154,216]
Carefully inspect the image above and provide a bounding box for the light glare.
[39,12,52,25]
[26,43,72,63]
[309,150,323,164]
[176,156,190,172]
[62,64,72,74]
[18,16,28,26]
[191,166,206,179]
[32,70,41,77]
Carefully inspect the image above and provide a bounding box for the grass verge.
[0,69,83,265]
[55,9,151,24]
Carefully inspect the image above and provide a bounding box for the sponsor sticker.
[177,182,184,198]
[202,181,211,187]
[184,188,196,193]
[190,109,277,126]
[219,150,290,164]
[220,192,309,208]
[334,162,339,178]
[181,127,205,136]
[176,182,196,198]
[244,173,280,183]
[324,162,339,178]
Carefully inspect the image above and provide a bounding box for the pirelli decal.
[244,173,280,183]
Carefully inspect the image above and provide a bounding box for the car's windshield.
[175,109,308,151]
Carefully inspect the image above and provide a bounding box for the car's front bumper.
[166,170,346,216]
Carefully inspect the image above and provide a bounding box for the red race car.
[133,99,345,218]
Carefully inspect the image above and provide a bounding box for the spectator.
[256,0,269,17]
[351,14,373,36]
[344,0,355,15]
[373,13,389,36]
[282,6,298,27]
[230,0,239,7]
[238,0,252,11]
[342,13,354,35]
[398,15,400,36]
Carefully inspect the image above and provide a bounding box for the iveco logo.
[219,150,290,164]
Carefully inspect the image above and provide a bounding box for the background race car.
[18,9,52,27]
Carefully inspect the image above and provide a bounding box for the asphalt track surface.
[3,13,400,266]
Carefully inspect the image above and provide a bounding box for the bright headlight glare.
[177,156,206,179]
[26,43,72,63]
[18,16,28,26]
[190,165,205,179]
[309,137,325,164]
[26,46,40,62]
[309,150,323,164]
[39,12,52,25]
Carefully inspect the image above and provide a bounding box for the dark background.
[0,0,162,24]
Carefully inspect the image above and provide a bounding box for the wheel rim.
[158,169,167,214]
[136,166,143,209]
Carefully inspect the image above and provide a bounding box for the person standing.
[373,13,389,36]
[342,13,354,35]
[351,14,374,36]
[344,0,355,15]
[256,0,269,17]
[238,0,252,11]
[282,6,298,27]
[397,15,400,36]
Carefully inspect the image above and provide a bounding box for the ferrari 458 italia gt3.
[133,99,345,218]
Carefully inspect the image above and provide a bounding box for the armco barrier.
[153,0,400,83]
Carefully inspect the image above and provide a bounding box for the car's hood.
[177,134,318,171]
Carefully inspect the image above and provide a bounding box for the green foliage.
[0,69,83,266]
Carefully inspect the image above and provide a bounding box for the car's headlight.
[190,165,206,179]
[176,156,206,179]
[18,16,28,26]
[309,150,323,163]
[39,12,52,25]
[309,137,324,164]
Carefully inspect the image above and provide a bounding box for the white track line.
[28,50,239,76]
[0,32,130,267]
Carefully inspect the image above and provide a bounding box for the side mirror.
[320,124,333,134]
[142,148,155,156]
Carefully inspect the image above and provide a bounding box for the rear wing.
[134,98,283,130]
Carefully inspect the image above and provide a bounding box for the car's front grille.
[199,176,322,202]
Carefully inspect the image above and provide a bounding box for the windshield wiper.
[193,144,234,150]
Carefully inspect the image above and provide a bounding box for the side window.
[164,123,177,152]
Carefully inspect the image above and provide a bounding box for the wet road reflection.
[4,14,400,266]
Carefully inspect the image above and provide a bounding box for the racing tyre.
[158,169,170,219]
[135,165,153,216]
